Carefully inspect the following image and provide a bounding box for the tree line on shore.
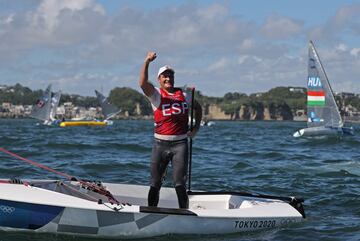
[1,83,360,117]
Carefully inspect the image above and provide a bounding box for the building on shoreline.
[2,101,359,122]
[0,102,102,120]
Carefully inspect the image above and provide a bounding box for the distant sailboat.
[30,84,51,124]
[293,41,354,138]
[30,84,61,126]
[50,90,62,124]
[95,90,121,121]
[59,90,120,127]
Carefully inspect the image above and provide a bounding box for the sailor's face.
[158,70,174,91]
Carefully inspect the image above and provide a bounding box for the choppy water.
[0,119,359,241]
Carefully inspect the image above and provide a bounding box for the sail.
[30,85,52,122]
[95,90,121,120]
[307,41,342,128]
[50,91,61,121]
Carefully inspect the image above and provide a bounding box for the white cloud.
[336,43,347,52]
[32,0,105,31]
[4,13,14,24]
[333,4,360,28]
[0,0,106,53]
[237,38,255,52]
[309,3,360,41]
[49,72,133,96]
[196,3,228,20]
[237,55,261,65]
[0,1,359,96]
[260,15,303,40]
[207,58,229,72]
[350,48,360,57]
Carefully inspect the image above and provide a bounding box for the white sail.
[307,41,342,128]
[50,91,61,121]
[95,90,121,120]
[30,85,52,122]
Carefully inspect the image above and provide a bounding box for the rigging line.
[79,181,120,205]
[0,147,120,205]
[56,181,100,202]
[0,147,72,179]
[58,181,124,209]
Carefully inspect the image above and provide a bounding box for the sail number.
[308,77,322,87]
[234,220,276,229]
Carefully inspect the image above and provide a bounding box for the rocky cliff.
[203,103,293,121]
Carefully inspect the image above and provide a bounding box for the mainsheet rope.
[0,147,120,205]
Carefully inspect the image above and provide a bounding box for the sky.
[0,0,359,97]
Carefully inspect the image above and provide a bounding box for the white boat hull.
[293,126,343,138]
[0,180,305,238]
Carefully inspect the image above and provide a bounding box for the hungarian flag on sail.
[307,90,325,106]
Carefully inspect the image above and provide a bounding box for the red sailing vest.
[153,88,189,136]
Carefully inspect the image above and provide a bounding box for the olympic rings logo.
[0,205,15,214]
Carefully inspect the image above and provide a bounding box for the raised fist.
[146,52,157,63]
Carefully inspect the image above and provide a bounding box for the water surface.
[0,119,359,241]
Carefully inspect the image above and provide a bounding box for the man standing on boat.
[139,52,202,209]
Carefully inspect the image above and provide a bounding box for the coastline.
[1,116,359,123]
